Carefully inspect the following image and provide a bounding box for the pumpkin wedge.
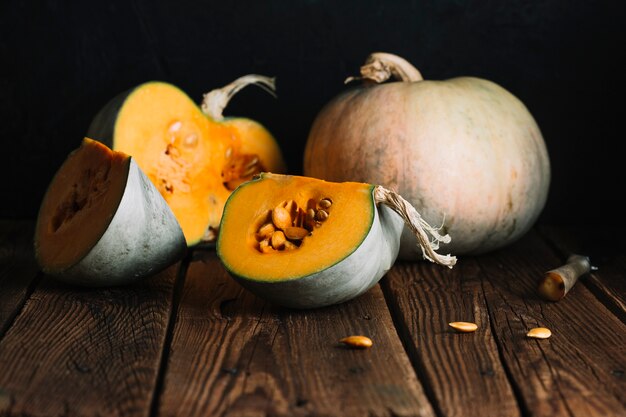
[34,138,186,286]
[217,173,455,309]
[88,75,286,245]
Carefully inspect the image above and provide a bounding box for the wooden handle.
[538,254,591,301]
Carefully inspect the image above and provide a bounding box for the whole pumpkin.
[304,52,550,258]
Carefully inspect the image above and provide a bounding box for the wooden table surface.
[0,220,624,417]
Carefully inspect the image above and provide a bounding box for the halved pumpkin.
[34,138,186,286]
[88,76,286,245]
[217,173,455,309]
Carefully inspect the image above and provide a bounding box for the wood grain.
[0,221,40,337]
[477,232,626,417]
[0,264,181,417]
[382,260,521,417]
[157,251,435,417]
[0,224,624,417]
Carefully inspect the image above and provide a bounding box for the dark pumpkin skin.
[304,77,550,258]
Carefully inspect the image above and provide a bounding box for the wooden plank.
[0,220,40,337]
[537,225,626,321]
[382,260,522,417]
[477,232,626,417]
[583,255,626,322]
[157,251,435,417]
[0,263,182,417]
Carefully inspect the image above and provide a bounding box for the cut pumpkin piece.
[34,138,186,286]
[87,75,287,245]
[217,173,456,309]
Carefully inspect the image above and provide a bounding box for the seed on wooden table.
[284,226,309,240]
[526,327,551,339]
[448,322,478,333]
[272,206,292,230]
[315,209,329,222]
[271,230,286,249]
[319,198,332,209]
[339,335,373,349]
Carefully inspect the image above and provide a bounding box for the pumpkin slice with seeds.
[217,173,456,309]
[88,76,286,245]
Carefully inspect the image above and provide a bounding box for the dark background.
[1,1,624,237]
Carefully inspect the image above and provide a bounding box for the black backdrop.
[1,1,624,237]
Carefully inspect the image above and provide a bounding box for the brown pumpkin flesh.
[112,82,285,245]
[218,174,374,281]
[35,138,129,272]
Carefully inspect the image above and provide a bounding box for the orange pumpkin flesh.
[35,138,129,272]
[35,138,187,286]
[90,79,286,245]
[218,173,374,281]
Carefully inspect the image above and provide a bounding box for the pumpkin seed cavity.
[255,197,332,253]
[155,119,265,196]
[222,153,264,191]
[51,165,111,233]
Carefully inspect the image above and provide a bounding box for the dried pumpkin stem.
[201,74,277,121]
[345,52,424,84]
[374,186,456,268]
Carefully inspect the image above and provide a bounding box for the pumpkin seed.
[245,156,259,169]
[242,157,261,177]
[294,208,305,228]
[315,209,329,222]
[448,322,478,333]
[284,241,298,251]
[259,238,274,253]
[283,200,297,221]
[256,222,275,240]
[526,327,551,339]
[271,230,286,250]
[168,120,182,133]
[272,206,292,230]
[339,335,373,349]
[284,226,309,240]
[319,198,332,209]
[183,133,198,148]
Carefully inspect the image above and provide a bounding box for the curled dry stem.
[345,52,424,84]
[374,186,456,268]
[201,74,277,121]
